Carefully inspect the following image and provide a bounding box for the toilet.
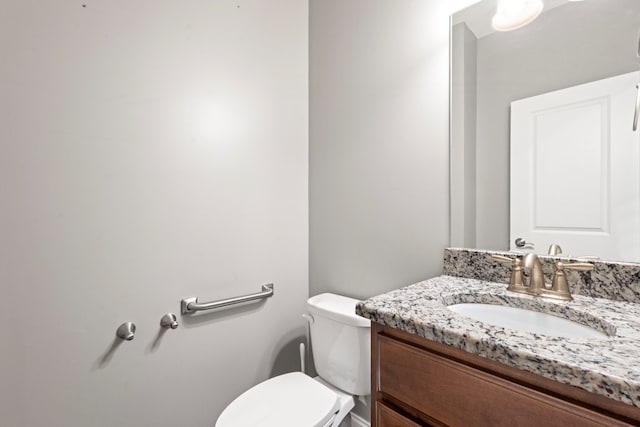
[216,293,371,427]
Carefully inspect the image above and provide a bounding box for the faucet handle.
[490,254,528,294]
[547,261,594,301]
[491,254,513,264]
[560,261,594,272]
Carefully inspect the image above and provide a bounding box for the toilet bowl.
[216,293,371,427]
[215,372,354,427]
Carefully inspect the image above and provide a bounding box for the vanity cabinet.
[371,323,640,427]
[376,401,422,427]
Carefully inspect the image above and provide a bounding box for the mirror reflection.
[451,0,640,262]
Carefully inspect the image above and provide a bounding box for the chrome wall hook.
[116,322,136,341]
[160,313,179,330]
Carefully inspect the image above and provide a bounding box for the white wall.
[309,0,480,300]
[0,1,308,426]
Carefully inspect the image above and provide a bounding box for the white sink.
[447,303,608,339]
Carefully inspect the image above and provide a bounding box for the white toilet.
[216,293,371,427]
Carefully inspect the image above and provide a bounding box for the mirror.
[450,0,640,263]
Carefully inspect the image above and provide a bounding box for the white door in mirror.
[510,71,640,262]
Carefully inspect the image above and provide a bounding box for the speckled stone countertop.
[356,275,640,407]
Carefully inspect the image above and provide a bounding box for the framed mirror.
[450,0,640,262]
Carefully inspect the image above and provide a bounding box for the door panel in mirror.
[510,71,640,261]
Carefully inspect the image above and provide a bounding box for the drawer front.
[377,401,424,427]
[377,336,630,427]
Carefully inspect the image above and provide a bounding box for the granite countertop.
[356,275,640,407]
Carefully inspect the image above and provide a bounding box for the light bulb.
[492,0,544,32]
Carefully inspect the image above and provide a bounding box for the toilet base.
[313,376,356,427]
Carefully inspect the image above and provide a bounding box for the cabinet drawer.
[377,335,630,427]
[377,401,423,427]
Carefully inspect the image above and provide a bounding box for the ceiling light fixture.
[492,0,544,32]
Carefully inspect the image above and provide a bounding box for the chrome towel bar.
[181,283,274,314]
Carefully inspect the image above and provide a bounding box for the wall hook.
[160,313,179,330]
[116,322,136,341]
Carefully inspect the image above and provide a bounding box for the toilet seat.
[216,372,340,427]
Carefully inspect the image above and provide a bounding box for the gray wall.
[0,1,308,425]
[474,0,640,249]
[310,0,480,301]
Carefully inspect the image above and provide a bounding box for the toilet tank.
[306,293,371,396]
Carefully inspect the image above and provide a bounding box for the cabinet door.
[377,402,424,427]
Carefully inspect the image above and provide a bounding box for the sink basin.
[447,303,608,339]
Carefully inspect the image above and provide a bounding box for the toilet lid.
[216,372,340,427]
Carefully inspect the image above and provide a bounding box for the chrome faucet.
[522,253,547,296]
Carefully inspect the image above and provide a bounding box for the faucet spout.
[522,253,547,295]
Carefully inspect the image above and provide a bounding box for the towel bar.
[181,283,274,314]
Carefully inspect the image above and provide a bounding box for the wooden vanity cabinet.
[371,322,640,427]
